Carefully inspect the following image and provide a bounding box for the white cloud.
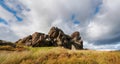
[16,0,101,37]
[1,0,120,50]
[0,6,14,22]
[85,0,120,46]
[0,23,19,41]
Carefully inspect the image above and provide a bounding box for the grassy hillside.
[0,46,120,64]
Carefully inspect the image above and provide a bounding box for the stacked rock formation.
[16,27,83,50]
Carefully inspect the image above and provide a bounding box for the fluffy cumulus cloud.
[0,0,120,50]
[85,0,120,49]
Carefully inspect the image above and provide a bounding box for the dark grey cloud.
[93,35,120,45]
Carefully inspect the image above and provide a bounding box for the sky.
[0,0,120,50]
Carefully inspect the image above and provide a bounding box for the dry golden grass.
[0,45,15,51]
[0,47,120,64]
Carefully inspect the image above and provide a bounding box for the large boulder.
[48,27,72,48]
[16,32,53,47]
[48,27,64,38]
[71,31,83,49]
[15,35,32,46]
[31,32,45,47]
[48,27,64,46]
[16,27,83,50]
[31,32,53,47]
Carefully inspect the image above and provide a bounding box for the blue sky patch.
[95,5,101,14]
[14,15,23,21]
[73,20,80,25]
[71,14,75,20]
[94,1,102,14]
[0,0,24,22]
[0,18,8,25]
[0,0,17,14]
[71,14,80,25]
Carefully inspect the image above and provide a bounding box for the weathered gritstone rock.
[16,27,83,50]
[71,31,83,49]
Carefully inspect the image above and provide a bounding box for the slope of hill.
[0,47,120,64]
[0,27,120,64]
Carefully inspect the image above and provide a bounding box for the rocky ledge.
[16,27,83,50]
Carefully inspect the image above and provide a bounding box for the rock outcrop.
[0,40,16,47]
[16,27,83,50]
